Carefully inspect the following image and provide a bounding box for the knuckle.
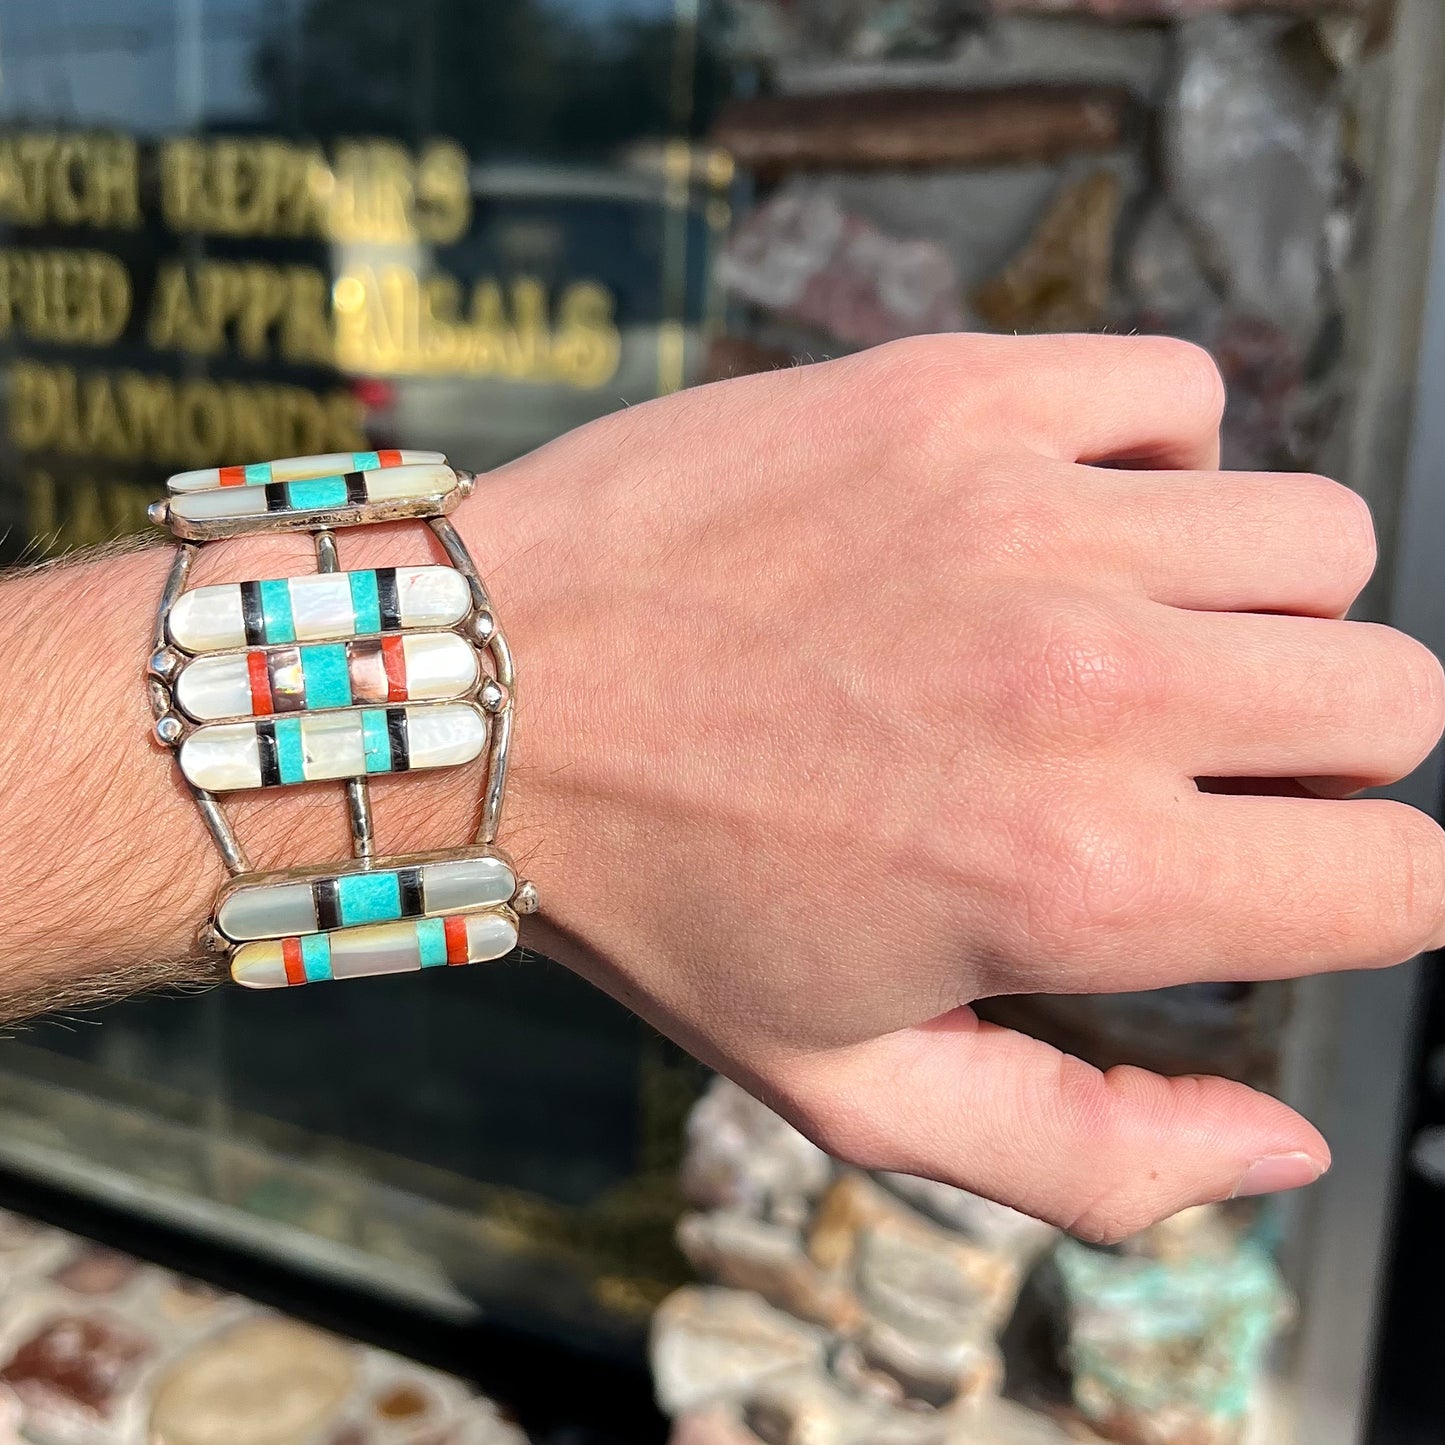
[1050,1064,1185,1244]
[867,336,977,453]
[1395,632,1445,745]
[1002,595,1158,734]
[1138,336,1226,424]
[1380,804,1445,955]
[1302,475,1377,590]
[1019,804,1158,961]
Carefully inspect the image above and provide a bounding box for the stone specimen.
[1163,17,1339,341]
[993,0,1362,13]
[1054,1234,1289,1445]
[0,1312,151,1432]
[719,181,965,348]
[148,1318,357,1445]
[653,1287,827,1415]
[1212,314,1311,471]
[655,1079,1057,1441]
[874,1173,1057,1257]
[50,1246,139,1297]
[678,1212,865,1330]
[1123,200,1220,341]
[973,170,1122,332]
[712,86,1130,176]
[657,1078,1293,1445]
[682,1076,834,1219]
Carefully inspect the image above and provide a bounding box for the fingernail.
[1230,1152,1324,1200]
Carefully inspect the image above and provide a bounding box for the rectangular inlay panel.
[167,567,470,654]
[178,702,487,791]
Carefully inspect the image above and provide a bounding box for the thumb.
[769,1008,1328,1243]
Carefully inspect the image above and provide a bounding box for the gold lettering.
[415,140,470,245]
[149,259,334,364]
[118,372,178,460]
[148,260,214,353]
[160,139,204,232]
[0,132,139,229]
[65,479,106,546]
[6,361,367,466]
[9,361,63,450]
[280,267,334,366]
[553,281,623,389]
[78,369,130,457]
[334,266,622,388]
[158,137,472,244]
[0,248,131,345]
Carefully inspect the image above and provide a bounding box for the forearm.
[0,461,594,1018]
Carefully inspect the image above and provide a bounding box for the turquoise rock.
[1055,1233,1288,1444]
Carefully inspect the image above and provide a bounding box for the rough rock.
[875,1174,1057,1258]
[671,1404,769,1445]
[1163,16,1339,339]
[856,1314,1004,1408]
[745,1366,953,1445]
[678,1212,865,1331]
[681,1077,833,1219]
[994,0,1362,14]
[653,1288,827,1417]
[774,19,1167,99]
[973,169,1122,332]
[809,1174,1024,1329]
[712,86,1131,176]
[1055,1236,1290,1445]
[1123,200,1220,339]
[719,181,966,348]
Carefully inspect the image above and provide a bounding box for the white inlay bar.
[168,450,446,493]
[167,566,470,654]
[215,853,517,940]
[177,702,488,791]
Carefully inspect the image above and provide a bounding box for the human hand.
[474,335,1445,1239]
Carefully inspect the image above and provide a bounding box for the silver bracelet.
[145,450,536,990]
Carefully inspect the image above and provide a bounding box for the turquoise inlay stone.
[361,708,392,773]
[349,570,381,636]
[300,932,333,982]
[243,462,271,484]
[274,715,307,784]
[258,577,296,644]
[300,643,352,710]
[336,871,402,927]
[416,916,449,968]
[287,474,349,510]
[352,450,380,471]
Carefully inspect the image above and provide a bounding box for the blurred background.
[0,1,1442,1443]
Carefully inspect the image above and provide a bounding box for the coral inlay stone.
[167,462,459,528]
[174,633,478,720]
[167,566,470,653]
[230,909,519,988]
[167,450,445,493]
[178,702,487,791]
[216,854,517,941]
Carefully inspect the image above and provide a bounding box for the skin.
[1,333,1442,1242]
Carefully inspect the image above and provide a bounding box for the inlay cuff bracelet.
[146,450,536,991]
